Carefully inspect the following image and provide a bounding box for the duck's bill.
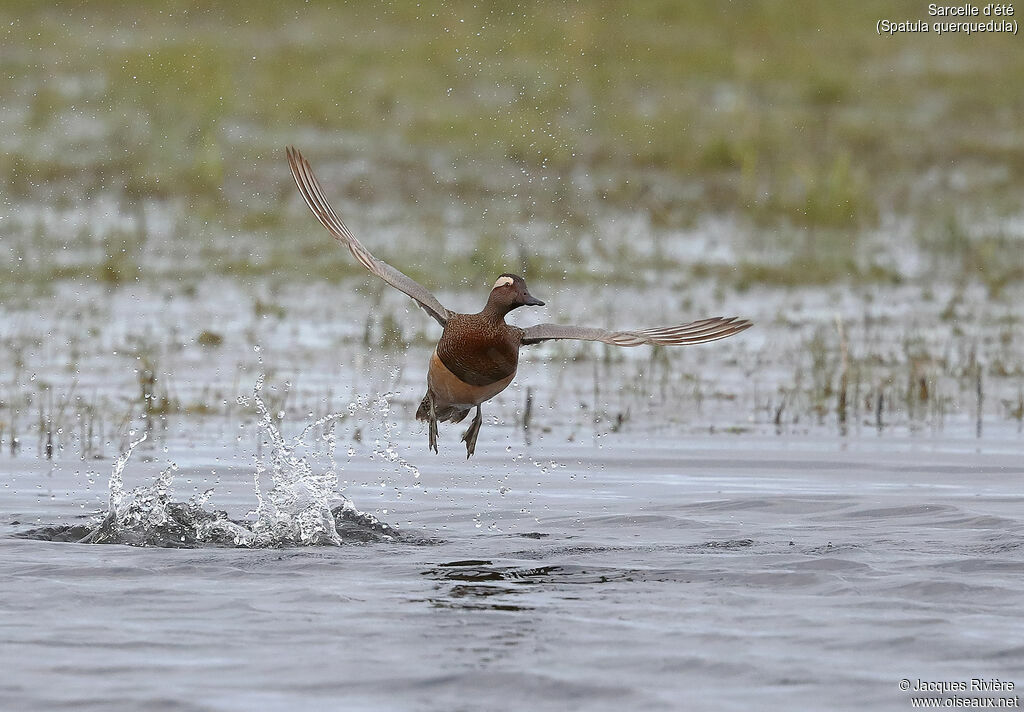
[524,293,545,306]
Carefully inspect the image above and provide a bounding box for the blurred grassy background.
[2,0,1024,294]
[3,1,1024,445]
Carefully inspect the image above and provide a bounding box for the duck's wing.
[521,316,752,346]
[286,146,452,327]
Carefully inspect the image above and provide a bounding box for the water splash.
[44,377,402,548]
[244,373,350,546]
[106,433,148,505]
[78,430,188,545]
[369,386,421,485]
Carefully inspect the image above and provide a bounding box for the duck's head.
[487,273,544,314]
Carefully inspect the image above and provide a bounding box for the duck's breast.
[430,316,521,406]
[428,350,515,407]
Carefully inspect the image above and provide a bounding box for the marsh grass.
[4,2,1024,294]
[3,2,1024,452]
[918,213,1024,298]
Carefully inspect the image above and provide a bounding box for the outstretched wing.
[286,146,452,327]
[521,316,752,346]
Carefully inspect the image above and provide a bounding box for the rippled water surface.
[3,250,1023,712]
[4,424,1024,711]
[2,274,1024,712]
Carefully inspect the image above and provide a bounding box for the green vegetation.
[3,1,1023,293]
[197,330,224,348]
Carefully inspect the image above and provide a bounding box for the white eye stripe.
[492,276,514,289]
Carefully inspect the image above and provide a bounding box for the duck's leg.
[428,395,439,454]
[461,404,483,459]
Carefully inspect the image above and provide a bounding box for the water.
[4,419,1024,710]
[2,264,1023,712]
[5,5,1024,707]
[17,376,399,549]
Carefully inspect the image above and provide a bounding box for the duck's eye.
[492,276,514,289]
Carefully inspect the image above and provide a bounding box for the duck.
[286,147,752,458]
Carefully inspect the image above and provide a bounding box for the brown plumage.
[286,147,753,458]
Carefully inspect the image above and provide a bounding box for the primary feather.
[287,147,452,327]
[521,316,752,346]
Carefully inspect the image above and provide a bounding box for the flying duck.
[286,147,752,458]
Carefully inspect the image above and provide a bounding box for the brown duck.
[287,147,752,458]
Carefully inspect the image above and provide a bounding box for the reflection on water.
[420,539,761,613]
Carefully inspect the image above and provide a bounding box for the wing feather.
[521,316,752,346]
[286,146,451,326]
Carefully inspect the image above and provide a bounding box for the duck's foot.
[428,397,439,454]
[429,418,438,454]
[461,405,482,459]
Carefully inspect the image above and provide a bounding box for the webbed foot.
[428,396,439,454]
[461,405,483,459]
